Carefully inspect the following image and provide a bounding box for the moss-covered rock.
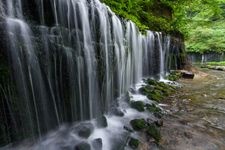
[146,90,164,102]
[130,101,145,112]
[140,79,176,102]
[145,104,161,113]
[166,71,182,81]
[147,79,158,86]
[130,119,147,131]
[146,124,161,143]
[128,137,140,149]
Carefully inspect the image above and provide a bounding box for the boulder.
[96,115,108,128]
[92,138,102,150]
[111,108,124,117]
[128,137,140,149]
[123,126,133,132]
[181,70,194,79]
[74,142,91,150]
[73,122,94,138]
[130,101,145,112]
[130,119,147,131]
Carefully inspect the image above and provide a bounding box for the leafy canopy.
[101,0,225,53]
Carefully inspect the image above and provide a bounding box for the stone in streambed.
[130,101,145,112]
[181,70,194,79]
[74,142,91,150]
[124,126,133,132]
[74,122,94,138]
[145,104,161,113]
[130,119,147,131]
[111,107,124,117]
[96,115,108,128]
[154,119,163,127]
[146,123,161,143]
[128,137,140,149]
[92,138,102,150]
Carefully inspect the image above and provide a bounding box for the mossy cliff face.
[169,35,187,70]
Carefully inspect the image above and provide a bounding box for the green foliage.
[176,0,225,53]
[101,0,175,32]
[102,0,225,53]
[206,61,225,66]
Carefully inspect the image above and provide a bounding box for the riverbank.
[160,67,225,149]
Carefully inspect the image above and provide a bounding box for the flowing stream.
[161,68,225,150]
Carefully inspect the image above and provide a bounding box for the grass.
[206,61,225,66]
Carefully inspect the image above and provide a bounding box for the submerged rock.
[111,108,124,117]
[74,142,91,150]
[124,126,134,132]
[96,115,108,128]
[74,122,94,138]
[92,138,102,150]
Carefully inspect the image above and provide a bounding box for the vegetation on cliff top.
[101,0,225,53]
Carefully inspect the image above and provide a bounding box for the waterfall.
[0,0,179,147]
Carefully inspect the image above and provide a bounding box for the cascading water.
[0,0,183,149]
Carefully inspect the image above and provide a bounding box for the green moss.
[141,79,176,102]
[147,79,158,86]
[130,119,147,131]
[130,101,145,112]
[146,104,161,113]
[166,71,182,81]
[128,137,140,149]
[147,90,164,102]
[146,124,161,143]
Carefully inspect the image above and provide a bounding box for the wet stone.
[128,137,140,149]
[74,142,91,150]
[74,122,94,138]
[111,108,124,117]
[124,126,133,132]
[154,119,163,127]
[181,70,194,79]
[92,138,102,150]
[96,115,108,128]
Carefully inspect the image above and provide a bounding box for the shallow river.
[160,68,225,150]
